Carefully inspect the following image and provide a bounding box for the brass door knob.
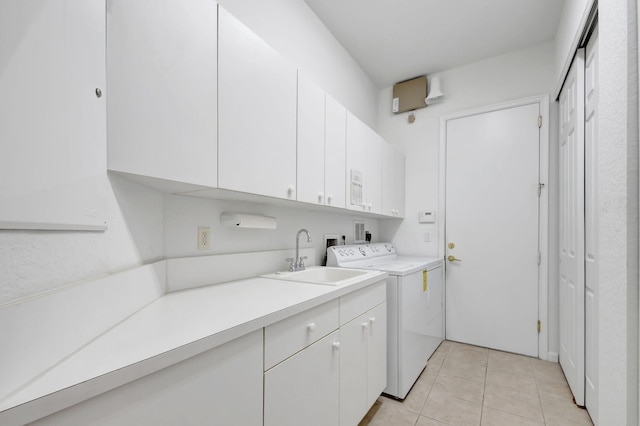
[447,255,461,262]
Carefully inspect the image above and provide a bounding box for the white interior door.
[558,49,586,407]
[445,102,540,357]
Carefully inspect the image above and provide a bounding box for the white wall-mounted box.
[418,211,436,223]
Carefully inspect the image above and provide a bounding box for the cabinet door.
[394,150,406,218]
[264,331,340,426]
[218,7,297,200]
[0,0,107,230]
[382,143,405,217]
[339,314,369,426]
[33,331,263,426]
[365,129,382,214]
[107,0,217,189]
[382,142,396,216]
[297,72,326,205]
[324,94,347,208]
[367,302,387,407]
[345,112,367,212]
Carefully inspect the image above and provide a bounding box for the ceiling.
[303,0,565,88]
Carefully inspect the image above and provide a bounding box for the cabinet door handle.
[318,192,324,203]
[288,185,296,198]
[362,322,369,329]
[327,194,333,205]
[332,341,341,350]
[307,322,316,332]
[369,317,376,324]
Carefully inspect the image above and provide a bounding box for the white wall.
[597,0,639,424]
[164,195,379,268]
[377,42,556,255]
[218,0,379,129]
[0,174,164,305]
[377,42,558,356]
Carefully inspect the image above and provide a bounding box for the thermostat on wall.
[418,211,436,223]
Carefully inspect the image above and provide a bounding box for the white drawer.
[340,280,386,326]
[264,299,339,370]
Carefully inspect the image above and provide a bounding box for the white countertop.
[0,269,386,424]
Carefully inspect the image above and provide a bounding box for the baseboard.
[547,352,559,363]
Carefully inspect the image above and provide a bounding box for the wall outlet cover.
[197,227,210,250]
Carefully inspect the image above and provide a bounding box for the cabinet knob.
[332,341,341,350]
[95,88,102,98]
[318,192,324,203]
[326,194,333,204]
[307,322,316,332]
[362,322,369,329]
[288,185,296,198]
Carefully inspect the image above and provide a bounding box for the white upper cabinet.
[365,129,382,214]
[324,94,347,209]
[297,73,347,209]
[345,112,367,212]
[0,0,107,230]
[382,143,406,217]
[296,73,326,205]
[107,0,218,190]
[218,7,297,200]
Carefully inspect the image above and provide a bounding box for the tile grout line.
[479,351,488,426]
[533,364,550,425]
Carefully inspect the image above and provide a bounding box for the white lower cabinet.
[340,302,387,426]
[264,281,387,426]
[32,330,263,426]
[33,284,385,426]
[264,330,341,426]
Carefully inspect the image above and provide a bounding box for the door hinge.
[538,183,545,197]
[538,115,542,128]
[537,252,541,265]
[537,320,541,334]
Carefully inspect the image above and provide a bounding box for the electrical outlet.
[197,227,210,250]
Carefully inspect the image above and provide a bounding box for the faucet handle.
[298,256,308,270]
[285,257,296,271]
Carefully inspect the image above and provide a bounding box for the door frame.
[438,95,550,360]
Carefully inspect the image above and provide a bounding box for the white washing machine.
[327,243,444,400]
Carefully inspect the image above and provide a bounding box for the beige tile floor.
[360,340,593,426]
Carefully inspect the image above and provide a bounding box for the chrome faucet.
[287,228,312,272]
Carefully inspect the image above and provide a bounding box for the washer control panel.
[327,242,396,266]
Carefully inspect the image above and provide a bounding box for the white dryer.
[327,243,444,399]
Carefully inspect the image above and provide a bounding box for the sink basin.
[265,267,370,286]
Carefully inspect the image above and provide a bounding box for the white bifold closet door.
[559,26,600,419]
[558,48,586,407]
